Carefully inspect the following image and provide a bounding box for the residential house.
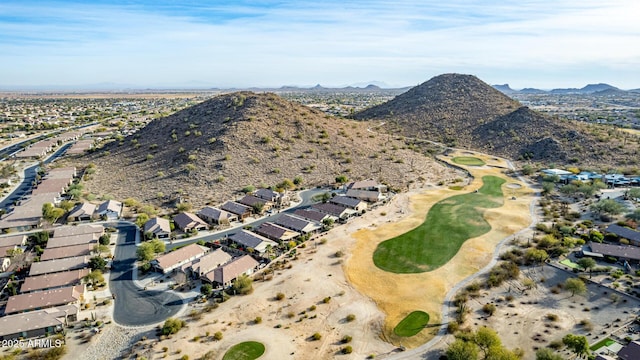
[67,202,96,222]
[53,224,103,238]
[152,244,208,274]
[254,222,300,242]
[143,217,171,239]
[345,189,385,203]
[221,201,252,220]
[588,242,640,262]
[274,214,322,234]
[293,209,335,224]
[346,179,387,192]
[29,256,88,276]
[201,255,259,287]
[40,244,94,261]
[173,212,208,233]
[229,230,277,254]
[188,248,232,278]
[46,233,97,249]
[197,207,238,226]
[618,340,640,360]
[254,188,290,208]
[96,200,123,219]
[0,310,65,340]
[603,173,631,186]
[311,203,356,220]
[0,234,27,248]
[605,224,640,247]
[237,195,273,214]
[329,196,367,213]
[21,269,90,293]
[4,285,84,315]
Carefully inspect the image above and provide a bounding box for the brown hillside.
[74,92,455,209]
[353,74,520,147]
[354,74,640,166]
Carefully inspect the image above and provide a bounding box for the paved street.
[109,223,184,326]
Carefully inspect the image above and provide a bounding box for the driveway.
[109,223,184,326]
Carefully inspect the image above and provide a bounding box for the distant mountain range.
[491,82,638,95]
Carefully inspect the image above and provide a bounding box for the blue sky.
[1,0,638,89]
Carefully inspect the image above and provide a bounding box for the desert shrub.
[546,313,559,321]
[341,346,353,354]
[323,297,331,303]
[213,331,223,341]
[161,318,186,335]
[276,292,285,300]
[312,332,322,340]
[345,314,356,322]
[342,335,352,343]
[482,303,496,316]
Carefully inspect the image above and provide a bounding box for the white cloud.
[0,0,638,88]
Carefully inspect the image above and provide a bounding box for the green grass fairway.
[394,311,430,337]
[373,176,505,273]
[452,156,486,166]
[222,341,265,360]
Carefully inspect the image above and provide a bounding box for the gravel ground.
[73,325,149,360]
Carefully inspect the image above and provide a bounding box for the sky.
[0,0,639,90]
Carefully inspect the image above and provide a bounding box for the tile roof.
[21,269,90,293]
[229,230,274,250]
[275,214,321,233]
[143,217,171,234]
[0,310,64,337]
[589,242,640,261]
[154,244,208,271]
[204,255,259,284]
[329,195,364,208]
[606,224,640,243]
[190,249,232,276]
[221,201,251,216]
[173,212,207,231]
[5,285,83,314]
[53,225,103,238]
[40,244,94,261]
[254,222,300,241]
[29,256,88,276]
[197,207,237,222]
[46,233,97,248]
[293,209,328,222]
[0,234,27,247]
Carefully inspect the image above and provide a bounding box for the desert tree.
[564,278,587,297]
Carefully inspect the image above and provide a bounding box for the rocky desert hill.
[74,92,455,209]
[353,73,640,167]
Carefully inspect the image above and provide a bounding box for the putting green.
[452,156,486,166]
[373,175,505,273]
[222,341,265,360]
[394,311,430,337]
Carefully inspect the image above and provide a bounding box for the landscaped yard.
[222,341,266,360]
[394,311,430,337]
[452,156,486,166]
[590,337,615,351]
[373,175,505,273]
[560,258,580,269]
